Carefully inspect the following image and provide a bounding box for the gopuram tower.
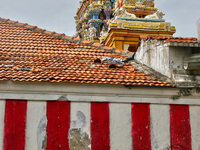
[74,0,176,51]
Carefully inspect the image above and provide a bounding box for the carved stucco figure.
[99,26,107,42]
[82,23,89,40]
[114,6,137,19]
[114,0,137,19]
[88,24,97,41]
[121,7,137,18]
[84,29,89,40]
[83,9,89,19]
[145,10,165,20]
[100,26,107,37]
[74,16,79,25]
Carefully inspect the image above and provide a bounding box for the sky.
[0,0,199,37]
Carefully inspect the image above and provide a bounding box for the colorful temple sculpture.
[74,0,176,51]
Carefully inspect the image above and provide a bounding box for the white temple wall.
[0,82,200,149]
[169,46,192,70]
[135,39,170,77]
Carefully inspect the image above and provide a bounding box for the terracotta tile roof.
[0,18,173,87]
[140,35,198,43]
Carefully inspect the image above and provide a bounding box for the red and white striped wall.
[1,99,200,150]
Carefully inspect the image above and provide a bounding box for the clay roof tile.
[15,22,26,27]
[0,18,174,87]
[142,35,198,44]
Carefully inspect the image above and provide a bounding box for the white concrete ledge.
[0,91,200,105]
[169,42,200,47]
[0,81,177,97]
[0,81,199,105]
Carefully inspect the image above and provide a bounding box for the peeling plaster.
[69,111,90,150]
[57,95,68,101]
[68,129,91,150]
[162,147,171,150]
[71,111,86,129]
[171,88,193,100]
[37,116,47,150]
[151,131,159,149]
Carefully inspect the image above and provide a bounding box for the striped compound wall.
[0,99,200,150]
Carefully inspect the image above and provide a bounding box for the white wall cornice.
[0,81,200,105]
[169,42,200,47]
[0,81,177,96]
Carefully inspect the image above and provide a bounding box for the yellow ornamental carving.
[123,0,154,7]
[126,0,136,5]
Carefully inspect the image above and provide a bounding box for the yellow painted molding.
[124,42,139,45]
[113,37,125,41]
